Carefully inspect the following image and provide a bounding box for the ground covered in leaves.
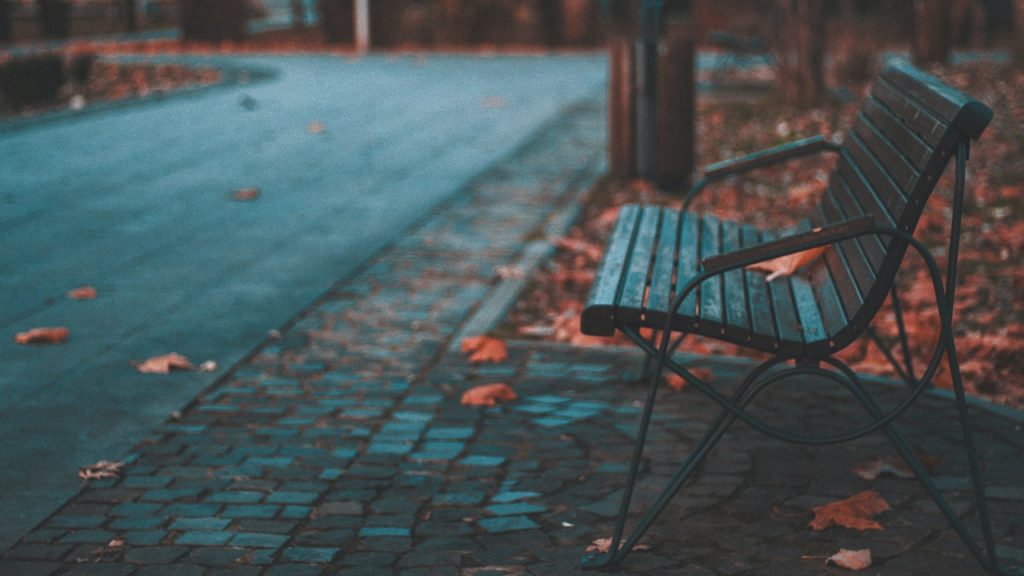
[504,59,1024,408]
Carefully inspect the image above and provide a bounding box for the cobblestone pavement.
[2,99,1023,576]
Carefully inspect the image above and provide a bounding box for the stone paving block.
[60,530,117,544]
[485,502,546,516]
[221,505,279,519]
[263,565,325,576]
[170,517,231,531]
[476,515,540,533]
[229,532,289,548]
[137,565,204,576]
[123,546,189,564]
[160,503,222,517]
[110,517,166,530]
[281,546,339,563]
[62,564,134,576]
[175,531,234,545]
[123,530,167,545]
[460,455,507,467]
[47,516,106,529]
[0,560,61,576]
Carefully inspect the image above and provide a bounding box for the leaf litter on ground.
[134,352,194,374]
[825,548,872,571]
[78,460,125,480]
[460,383,517,407]
[586,537,651,554]
[67,286,97,300]
[14,327,70,345]
[460,335,508,364]
[809,490,891,532]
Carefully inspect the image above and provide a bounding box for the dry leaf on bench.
[747,246,828,282]
[852,458,914,481]
[460,383,517,407]
[78,460,125,480]
[810,490,891,531]
[586,537,651,553]
[67,286,97,300]
[308,121,326,134]
[460,335,508,364]
[825,548,872,570]
[135,352,194,374]
[14,327,70,345]
[232,187,260,201]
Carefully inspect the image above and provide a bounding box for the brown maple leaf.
[134,352,194,374]
[809,490,891,531]
[460,335,508,364]
[747,245,829,281]
[460,383,517,407]
[67,286,98,300]
[825,548,872,570]
[78,460,125,480]
[586,537,651,553]
[14,327,70,345]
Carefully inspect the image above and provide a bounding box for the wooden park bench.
[579,60,1007,574]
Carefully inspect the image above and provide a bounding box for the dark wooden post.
[123,0,136,32]
[634,1,659,180]
[291,0,304,29]
[912,0,951,65]
[317,0,354,44]
[561,0,596,46]
[609,35,635,178]
[38,0,72,39]
[656,7,695,189]
[773,0,826,105]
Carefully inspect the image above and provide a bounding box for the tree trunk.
[123,0,137,32]
[773,0,825,105]
[1016,0,1024,61]
[317,0,353,43]
[0,0,12,42]
[291,0,304,29]
[38,0,72,39]
[912,0,951,65]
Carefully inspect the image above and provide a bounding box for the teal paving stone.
[411,442,464,461]
[248,549,277,565]
[533,416,573,428]
[248,406,289,415]
[21,528,65,543]
[141,489,201,502]
[3,543,73,560]
[380,422,427,434]
[230,532,290,548]
[221,504,280,519]
[247,457,294,468]
[367,442,414,456]
[196,405,239,414]
[572,400,611,410]
[259,377,300,388]
[123,530,167,545]
[319,468,344,481]
[296,405,336,417]
[62,564,134,576]
[476,515,540,533]
[359,527,411,538]
[267,492,319,505]
[136,566,202,576]
[279,417,317,427]
[110,501,161,517]
[402,394,444,405]
[425,426,475,440]
[110,516,167,530]
[552,406,601,419]
[527,394,570,404]
[343,408,385,419]
[170,517,231,531]
[206,491,264,504]
[60,530,117,544]
[123,546,189,564]
[515,403,557,415]
[260,428,300,439]
[486,502,547,516]
[281,546,340,563]
[47,516,106,529]
[161,424,207,434]
[432,492,485,506]
[491,491,541,504]
[318,399,357,409]
[175,531,233,546]
[121,476,173,489]
[331,448,358,460]
[393,411,433,422]
[0,560,61,576]
[280,505,312,519]
[597,462,631,474]
[460,455,506,467]
[161,503,222,517]
[348,427,372,438]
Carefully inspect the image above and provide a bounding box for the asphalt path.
[0,53,606,549]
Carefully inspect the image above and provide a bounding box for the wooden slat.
[853,112,920,194]
[585,204,641,309]
[645,207,680,315]
[698,214,724,328]
[820,189,877,310]
[843,137,907,227]
[676,210,701,318]
[784,221,828,346]
[617,206,662,314]
[862,96,933,171]
[741,224,777,350]
[720,219,751,340]
[871,78,947,148]
[810,207,854,339]
[760,229,803,351]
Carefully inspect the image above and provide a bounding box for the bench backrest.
[808,60,992,349]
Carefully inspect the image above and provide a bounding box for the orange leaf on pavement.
[232,187,260,201]
[460,383,517,407]
[825,548,873,570]
[135,352,194,374]
[586,537,651,553]
[67,286,97,300]
[460,335,508,364]
[747,245,828,282]
[14,327,70,345]
[78,460,125,480]
[809,490,891,531]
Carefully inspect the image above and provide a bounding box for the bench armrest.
[702,135,839,181]
[700,216,874,277]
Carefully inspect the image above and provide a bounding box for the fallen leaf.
[135,352,194,374]
[198,360,218,372]
[78,460,125,480]
[664,372,687,391]
[106,538,126,548]
[586,537,651,553]
[810,490,891,531]
[852,458,914,481]
[460,383,517,407]
[495,265,525,280]
[14,327,70,345]
[232,187,260,201]
[308,121,326,134]
[460,335,508,364]
[552,237,603,262]
[747,245,828,282]
[825,548,872,570]
[67,286,97,300]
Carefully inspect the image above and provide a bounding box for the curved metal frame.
[582,143,1007,574]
